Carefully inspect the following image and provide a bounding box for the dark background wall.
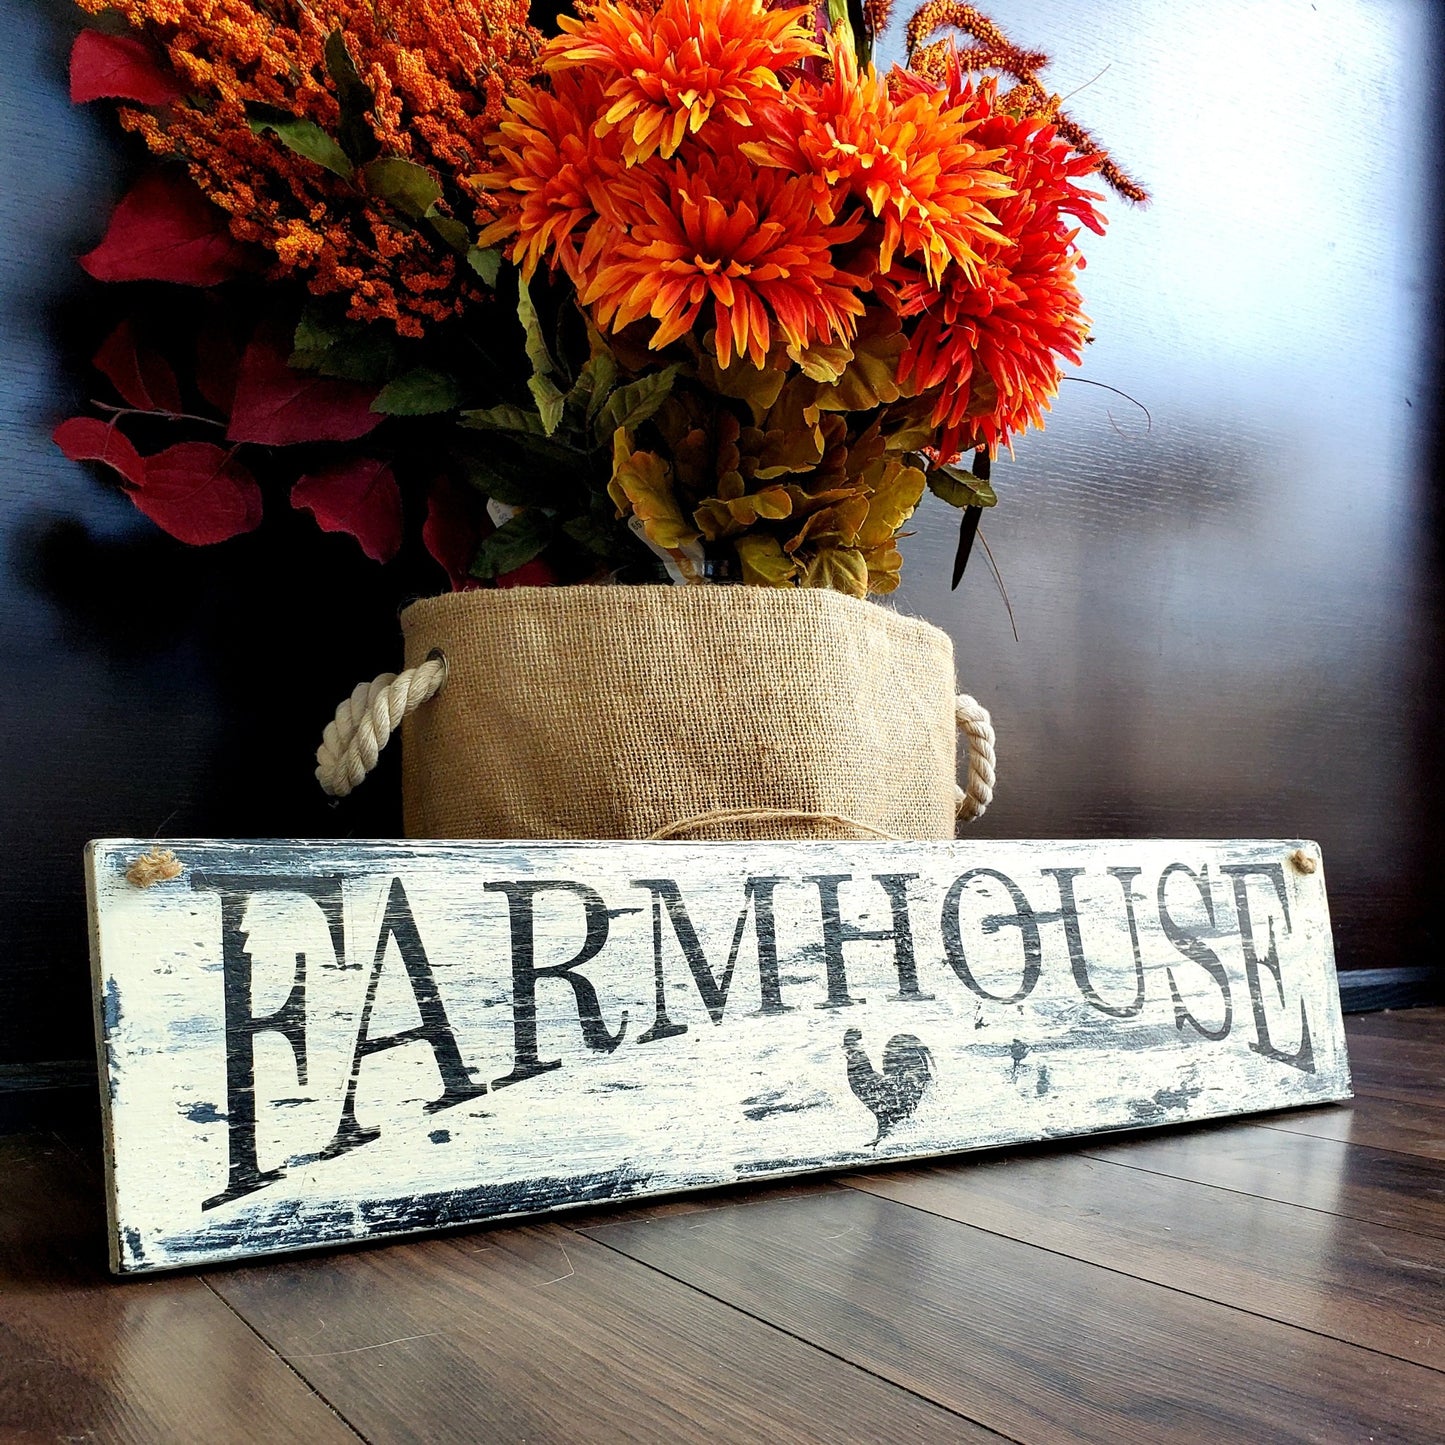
[2,0,1441,1115]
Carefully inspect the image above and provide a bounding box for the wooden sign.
[86,837,1350,1273]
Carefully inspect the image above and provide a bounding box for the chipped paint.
[86,836,1351,1274]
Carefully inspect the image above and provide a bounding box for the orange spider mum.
[898,239,1087,457]
[895,79,1104,456]
[581,154,866,369]
[745,33,893,218]
[546,0,821,166]
[480,70,619,283]
[750,35,1011,285]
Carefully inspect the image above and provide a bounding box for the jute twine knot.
[647,808,899,841]
[316,651,448,799]
[126,847,183,888]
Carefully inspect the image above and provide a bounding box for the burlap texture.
[400,585,958,841]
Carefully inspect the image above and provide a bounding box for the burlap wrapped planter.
[396,585,961,842]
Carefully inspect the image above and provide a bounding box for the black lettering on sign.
[1220,863,1315,1074]
[805,874,928,1008]
[633,876,789,1043]
[487,880,628,1090]
[320,877,485,1162]
[192,871,344,1211]
[942,868,1042,1005]
[1039,867,1147,1019]
[1157,863,1233,1041]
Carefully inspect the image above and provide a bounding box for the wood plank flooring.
[3,1008,1443,1443]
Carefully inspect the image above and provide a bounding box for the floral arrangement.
[56,0,1141,595]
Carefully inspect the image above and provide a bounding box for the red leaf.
[131,443,263,544]
[52,416,146,488]
[80,170,250,286]
[423,473,485,590]
[293,458,402,563]
[93,320,182,413]
[195,322,241,414]
[70,30,185,105]
[227,333,381,445]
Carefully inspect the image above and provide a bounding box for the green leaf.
[362,157,442,222]
[497,275,567,435]
[467,247,502,286]
[561,512,618,558]
[290,309,397,383]
[293,309,335,350]
[528,373,566,436]
[577,350,619,425]
[371,367,460,415]
[595,366,679,445]
[470,509,553,580]
[459,403,551,435]
[516,276,555,379]
[457,453,542,509]
[245,104,354,179]
[459,408,588,479]
[927,465,998,509]
[324,29,380,165]
[562,350,617,429]
[424,203,469,254]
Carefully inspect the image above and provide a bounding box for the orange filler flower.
[78,0,543,334]
[581,154,866,368]
[546,0,821,165]
[904,0,1149,205]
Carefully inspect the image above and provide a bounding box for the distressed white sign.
[86,838,1350,1273]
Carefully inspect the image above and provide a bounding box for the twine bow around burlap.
[315,651,996,836]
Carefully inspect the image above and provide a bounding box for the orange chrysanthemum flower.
[479,70,618,283]
[895,78,1105,456]
[745,32,893,218]
[546,0,821,166]
[749,35,1011,284]
[581,154,866,368]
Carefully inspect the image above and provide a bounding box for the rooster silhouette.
[842,1028,935,1146]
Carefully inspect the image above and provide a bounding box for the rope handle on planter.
[316,650,448,799]
[955,693,995,823]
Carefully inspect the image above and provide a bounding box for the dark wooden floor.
[3,1008,1443,1444]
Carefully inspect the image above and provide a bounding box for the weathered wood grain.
[87,836,1349,1271]
[1255,1093,1445,1161]
[847,1151,1445,1369]
[209,1221,1001,1444]
[1245,1012,1445,1158]
[584,1186,1445,1445]
[0,1134,359,1444]
[1341,1031,1445,1111]
[1085,1125,1445,1240]
[1345,1009,1445,1044]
